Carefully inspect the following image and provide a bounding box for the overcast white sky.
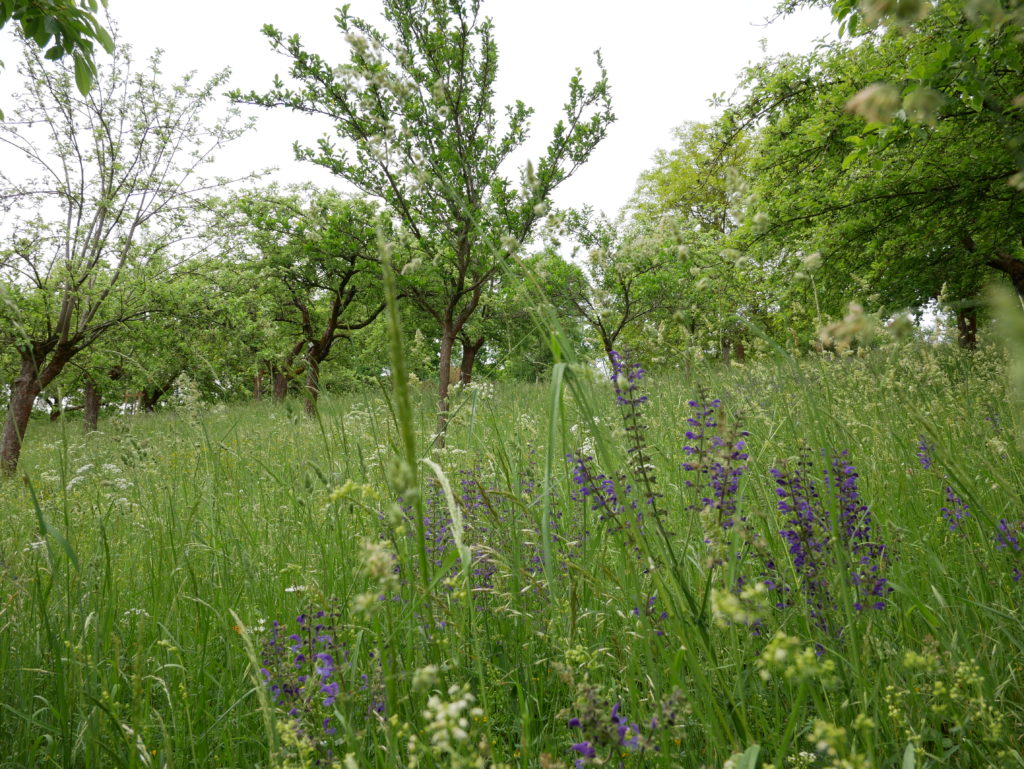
[1,1,834,218]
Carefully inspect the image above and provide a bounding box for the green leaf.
[73,53,92,95]
[44,44,65,60]
[727,744,761,769]
[902,742,916,769]
[94,24,114,53]
[29,22,51,48]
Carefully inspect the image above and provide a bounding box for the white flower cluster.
[465,380,495,401]
[414,684,489,769]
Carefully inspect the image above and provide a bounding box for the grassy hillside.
[1,344,1021,768]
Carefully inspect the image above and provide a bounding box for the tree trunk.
[273,369,289,401]
[254,369,264,401]
[1,358,43,476]
[459,336,484,385]
[722,339,732,366]
[49,405,82,421]
[734,339,746,363]
[956,306,978,350]
[304,356,320,416]
[141,375,178,412]
[83,382,100,432]
[988,253,1024,297]
[1,343,75,474]
[435,327,457,448]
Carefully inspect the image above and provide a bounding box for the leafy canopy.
[0,0,114,110]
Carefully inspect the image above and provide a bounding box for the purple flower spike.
[916,436,934,470]
[941,485,970,531]
[768,448,891,633]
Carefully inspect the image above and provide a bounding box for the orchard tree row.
[3,0,1023,473]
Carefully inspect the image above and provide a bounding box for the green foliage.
[541,208,686,367]
[212,187,388,409]
[630,120,753,235]
[0,0,113,116]
[575,120,783,362]
[728,1,1024,333]
[0,40,249,472]
[233,0,614,433]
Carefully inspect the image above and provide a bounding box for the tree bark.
[83,382,101,432]
[987,253,1024,297]
[1,345,74,475]
[734,338,746,363]
[140,372,180,412]
[956,306,978,350]
[254,369,264,401]
[458,335,484,385]
[1,357,43,476]
[272,368,289,401]
[304,356,320,416]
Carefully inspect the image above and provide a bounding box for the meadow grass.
[1,343,1022,769]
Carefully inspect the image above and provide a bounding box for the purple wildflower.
[768,448,891,632]
[995,518,1023,583]
[571,741,596,758]
[321,681,339,707]
[940,485,970,531]
[567,453,625,521]
[914,437,970,533]
[771,456,834,632]
[258,604,383,763]
[916,436,933,470]
[609,349,648,408]
[828,452,891,610]
[682,394,750,539]
[565,695,646,767]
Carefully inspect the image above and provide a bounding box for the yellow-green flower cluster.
[756,631,836,685]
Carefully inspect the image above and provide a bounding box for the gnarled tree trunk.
[83,382,101,432]
[1,359,43,475]
[141,372,180,412]
[988,252,1024,297]
[2,345,72,475]
[458,335,484,385]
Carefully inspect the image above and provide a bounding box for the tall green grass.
[1,342,1021,768]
